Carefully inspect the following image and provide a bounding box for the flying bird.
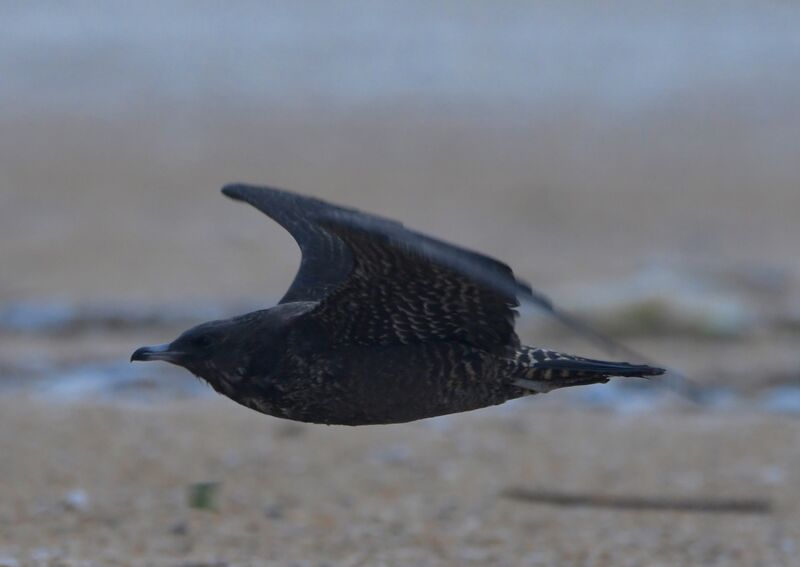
[131,185,664,425]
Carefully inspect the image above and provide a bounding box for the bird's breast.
[220,342,523,425]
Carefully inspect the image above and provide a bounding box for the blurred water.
[5,355,799,416]
[14,361,211,403]
[3,1,800,113]
[1,296,799,414]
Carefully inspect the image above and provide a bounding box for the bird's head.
[131,319,244,384]
[131,304,313,394]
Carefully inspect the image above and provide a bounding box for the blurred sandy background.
[1,2,800,565]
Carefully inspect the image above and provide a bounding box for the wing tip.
[515,279,553,310]
[221,183,252,201]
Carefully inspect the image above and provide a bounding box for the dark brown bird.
[131,184,664,425]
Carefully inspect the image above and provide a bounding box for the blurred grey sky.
[3,1,800,113]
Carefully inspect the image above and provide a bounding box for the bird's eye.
[192,336,212,349]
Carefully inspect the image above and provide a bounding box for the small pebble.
[62,489,90,512]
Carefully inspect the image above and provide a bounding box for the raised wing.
[222,183,388,303]
[222,183,549,309]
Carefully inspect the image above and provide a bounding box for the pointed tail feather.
[539,305,702,400]
[533,357,665,378]
[508,347,665,393]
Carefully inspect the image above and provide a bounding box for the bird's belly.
[246,342,524,425]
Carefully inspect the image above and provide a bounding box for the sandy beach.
[0,399,797,566]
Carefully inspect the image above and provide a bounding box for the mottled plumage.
[131,184,663,425]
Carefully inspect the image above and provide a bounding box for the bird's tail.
[507,346,664,393]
